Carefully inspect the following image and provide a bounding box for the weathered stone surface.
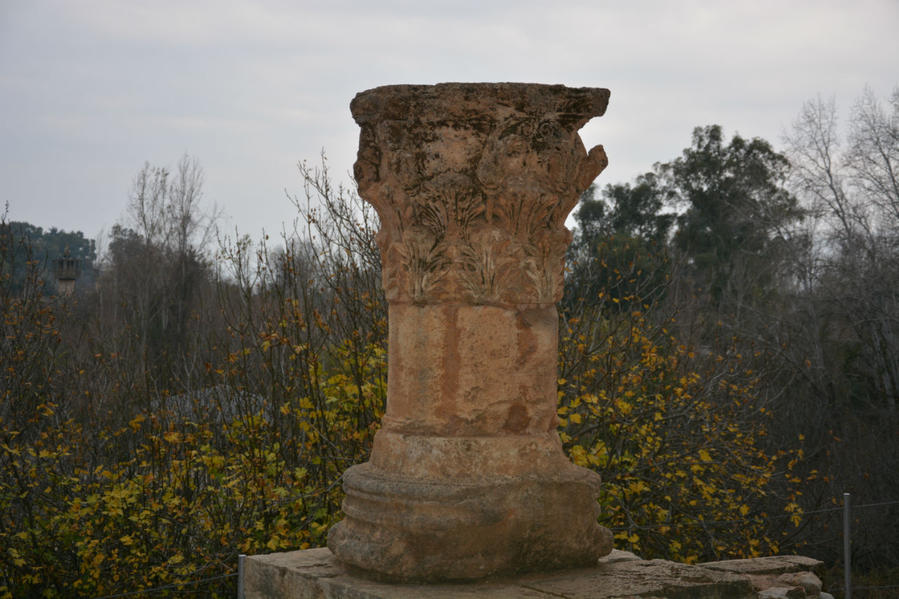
[703,557,825,598]
[242,547,779,598]
[380,304,561,437]
[328,460,611,581]
[702,555,824,576]
[597,549,641,565]
[350,83,609,307]
[327,83,613,581]
[520,558,756,598]
[757,588,805,599]
[777,571,823,595]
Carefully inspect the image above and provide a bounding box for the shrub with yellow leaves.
[0,208,387,597]
[559,296,804,562]
[0,165,809,597]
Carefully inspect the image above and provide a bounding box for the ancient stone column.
[327,82,613,581]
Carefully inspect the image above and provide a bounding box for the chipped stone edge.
[242,548,828,599]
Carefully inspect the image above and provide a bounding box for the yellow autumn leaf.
[128,414,146,431]
[627,480,649,494]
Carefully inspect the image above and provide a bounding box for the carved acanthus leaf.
[352,83,609,305]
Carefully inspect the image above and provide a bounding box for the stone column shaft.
[328,83,613,581]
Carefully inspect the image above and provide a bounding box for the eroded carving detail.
[351,83,609,305]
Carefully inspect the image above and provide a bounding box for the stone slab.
[242,548,766,599]
[701,555,823,576]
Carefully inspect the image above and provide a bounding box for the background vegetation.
[2,87,897,597]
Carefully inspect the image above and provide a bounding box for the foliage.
[776,86,899,569]
[0,161,387,598]
[1,203,795,595]
[566,180,674,312]
[93,155,217,387]
[576,126,804,314]
[8,93,898,595]
[0,359,384,597]
[567,104,899,576]
[665,125,804,309]
[574,177,675,247]
[0,218,96,294]
[558,287,805,563]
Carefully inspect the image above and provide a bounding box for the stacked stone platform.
[242,547,830,599]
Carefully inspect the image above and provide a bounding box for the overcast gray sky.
[2,0,897,242]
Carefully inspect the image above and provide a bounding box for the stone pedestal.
[241,548,829,599]
[327,83,613,581]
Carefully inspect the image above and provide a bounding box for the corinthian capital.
[351,83,609,305]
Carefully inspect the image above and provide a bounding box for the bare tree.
[125,155,214,252]
[847,87,899,227]
[95,155,219,396]
[780,86,899,570]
